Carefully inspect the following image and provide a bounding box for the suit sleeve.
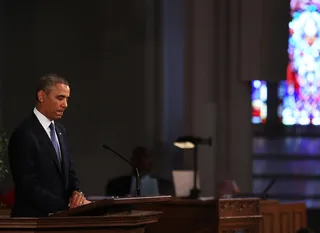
[67,154,80,196]
[9,130,67,214]
[59,126,80,196]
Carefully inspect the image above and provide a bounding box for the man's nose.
[62,99,68,108]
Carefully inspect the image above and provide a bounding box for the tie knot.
[49,123,55,131]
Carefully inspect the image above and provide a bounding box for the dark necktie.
[49,123,61,163]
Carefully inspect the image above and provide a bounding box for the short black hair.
[35,73,69,101]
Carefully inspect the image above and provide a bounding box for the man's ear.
[37,90,45,102]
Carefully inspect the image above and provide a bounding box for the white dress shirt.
[33,107,61,153]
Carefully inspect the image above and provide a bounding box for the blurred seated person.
[106,146,175,197]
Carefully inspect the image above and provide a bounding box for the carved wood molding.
[218,198,260,218]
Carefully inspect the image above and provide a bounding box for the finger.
[69,194,82,208]
[83,199,91,205]
[73,196,82,207]
[74,196,86,208]
[68,195,74,207]
[77,196,86,206]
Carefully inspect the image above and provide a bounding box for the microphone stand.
[102,145,141,196]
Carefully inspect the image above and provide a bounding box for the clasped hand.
[68,191,91,208]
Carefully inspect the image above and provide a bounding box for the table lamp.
[173,136,212,199]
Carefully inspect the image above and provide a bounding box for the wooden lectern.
[0,196,171,233]
[135,197,262,233]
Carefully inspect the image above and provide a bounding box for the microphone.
[102,144,140,196]
[232,178,276,199]
[261,178,276,200]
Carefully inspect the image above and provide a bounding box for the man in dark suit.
[8,74,90,217]
[106,146,175,197]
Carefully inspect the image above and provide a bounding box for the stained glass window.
[252,0,320,125]
[278,0,320,125]
[252,80,267,124]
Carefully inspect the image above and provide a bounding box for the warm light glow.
[173,141,195,149]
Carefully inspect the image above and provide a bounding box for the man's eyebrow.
[56,94,69,98]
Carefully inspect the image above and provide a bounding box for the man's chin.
[54,114,63,120]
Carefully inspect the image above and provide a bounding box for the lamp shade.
[173,136,212,149]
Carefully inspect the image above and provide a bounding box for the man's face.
[132,155,152,174]
[142,156,152,173]
[38,83,70,121]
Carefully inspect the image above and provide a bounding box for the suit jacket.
[8,113,80,217]
[106,175,175,197]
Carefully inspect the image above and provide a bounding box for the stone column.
[184,0,253,195]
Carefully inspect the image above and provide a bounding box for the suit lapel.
[31,114,63,175]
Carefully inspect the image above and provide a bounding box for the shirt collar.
[33,107,54,131]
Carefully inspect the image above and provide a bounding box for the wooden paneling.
[0,208,10,217]
[260,200,307,233]
[136,198,261,233]
[0,210,161,233]
[137,198,306,233]
[260,200,279,233]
